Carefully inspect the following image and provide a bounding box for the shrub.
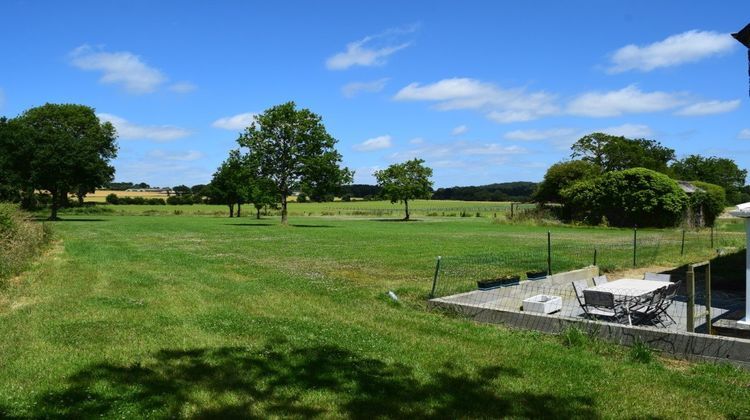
[105,193,120,204]
[341,194,352,202]
[296,193,308,203]
[562,168,688,228]
[689,181,725,227]
[534,160,600,204]
[0,203,51,280]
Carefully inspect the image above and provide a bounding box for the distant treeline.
[340,184,382,199]
[432,182,537,202]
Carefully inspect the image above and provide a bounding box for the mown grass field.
[67,199,533,217]
[1,214,749,417]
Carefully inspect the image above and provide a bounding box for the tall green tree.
[533,160,600,204]
[238,102,352,225]
[209,150,250,217]
[671,155,747,204]
[571,132,675,173]
[11,104,117,219]
[374,159,433,220]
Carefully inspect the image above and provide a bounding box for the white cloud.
[608,30,736,73]
[451,125,468,136]
[69,45,167,94]
[409,137,425,144]
[341,78,389,98]
[353,135,393,152]
[675,99,740,116]
[326,25,417,70]
[148,149,204,161]
[212,112,257,130]
[599,123,654,138]
[739,129,750,139]
[504,128,576,141]
[567,85,687,117]
[389,139,527,162]
[394,78,559,123]
[168,82,197,93]
[97,113,191,142]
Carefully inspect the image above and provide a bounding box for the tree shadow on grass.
[290,224,336,228]
[32,218,107,222]
[371,218,423,222]
[223,223,274,227]
[6,343,600,418]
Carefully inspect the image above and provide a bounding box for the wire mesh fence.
[431,227,745,300]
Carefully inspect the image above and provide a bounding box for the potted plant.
[525,269,548,280]
[477,274,520,290]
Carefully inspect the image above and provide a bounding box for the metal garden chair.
[592,275,609,286]
[644,272,671,282]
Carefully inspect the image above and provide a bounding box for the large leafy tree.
[374,159,433,220]
[208,150,251,217]
[571,132,675,173]
[533,160,600,204]
[671,155,747,204]
[238,102,352,225]
[10,104,117,219]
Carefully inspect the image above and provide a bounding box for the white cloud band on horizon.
[353,135,393,152]
[148,149,204,161]
[451,125,468,136]
[97,113,191,141]
[212,112,257,130]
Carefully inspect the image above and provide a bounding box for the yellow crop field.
[84,190,171,203]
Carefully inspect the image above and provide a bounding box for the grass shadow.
[6,343,599,418]
[223,223,274,227]
[32,218,107,222]
[290,224,336,228]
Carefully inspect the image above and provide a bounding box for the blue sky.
[1,1,749,188]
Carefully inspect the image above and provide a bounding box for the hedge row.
[0,203,51,280]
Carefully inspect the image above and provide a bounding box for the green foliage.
[433,181,537,202]
[629,340,655,364]
[559,325,588,348]
[533,160,600,204]
[374,159,434,220]
[238,102,352,224]
[1,104,118,219]
[571,132,675,173]
[105,193,119,204]
[296,193,308,203]
[689,181,726,227]
[0,203,51,280]
[562,168,689,227]
[671,155,747,204]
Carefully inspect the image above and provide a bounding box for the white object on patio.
[730,203,750,325]
[523,294,562,314]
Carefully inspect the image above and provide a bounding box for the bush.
[296,193,307,203]
[562,168,688,228]
[167,195,194,205]
[0,203,51,280]
[341,194,352,202]
[105,193,120,204]
[689,181,725,227]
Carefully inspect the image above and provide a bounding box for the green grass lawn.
[1,215,749,418]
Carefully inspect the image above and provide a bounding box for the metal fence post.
[710,226,714,249]
[593,247,597,267]
[547,231,552,276]
[633,225,637,267]
[686,265,695,333]
[430,256,442,298]
[680,229,686,256]
[706,261,712,335]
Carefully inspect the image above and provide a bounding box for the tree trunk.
[49,189,59,220]
[256,207,261,219]
[237,202,241,217]
[404,199,410,221]
[228,203,234,218]
[77,192,85,206]
[281,194,288,225]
